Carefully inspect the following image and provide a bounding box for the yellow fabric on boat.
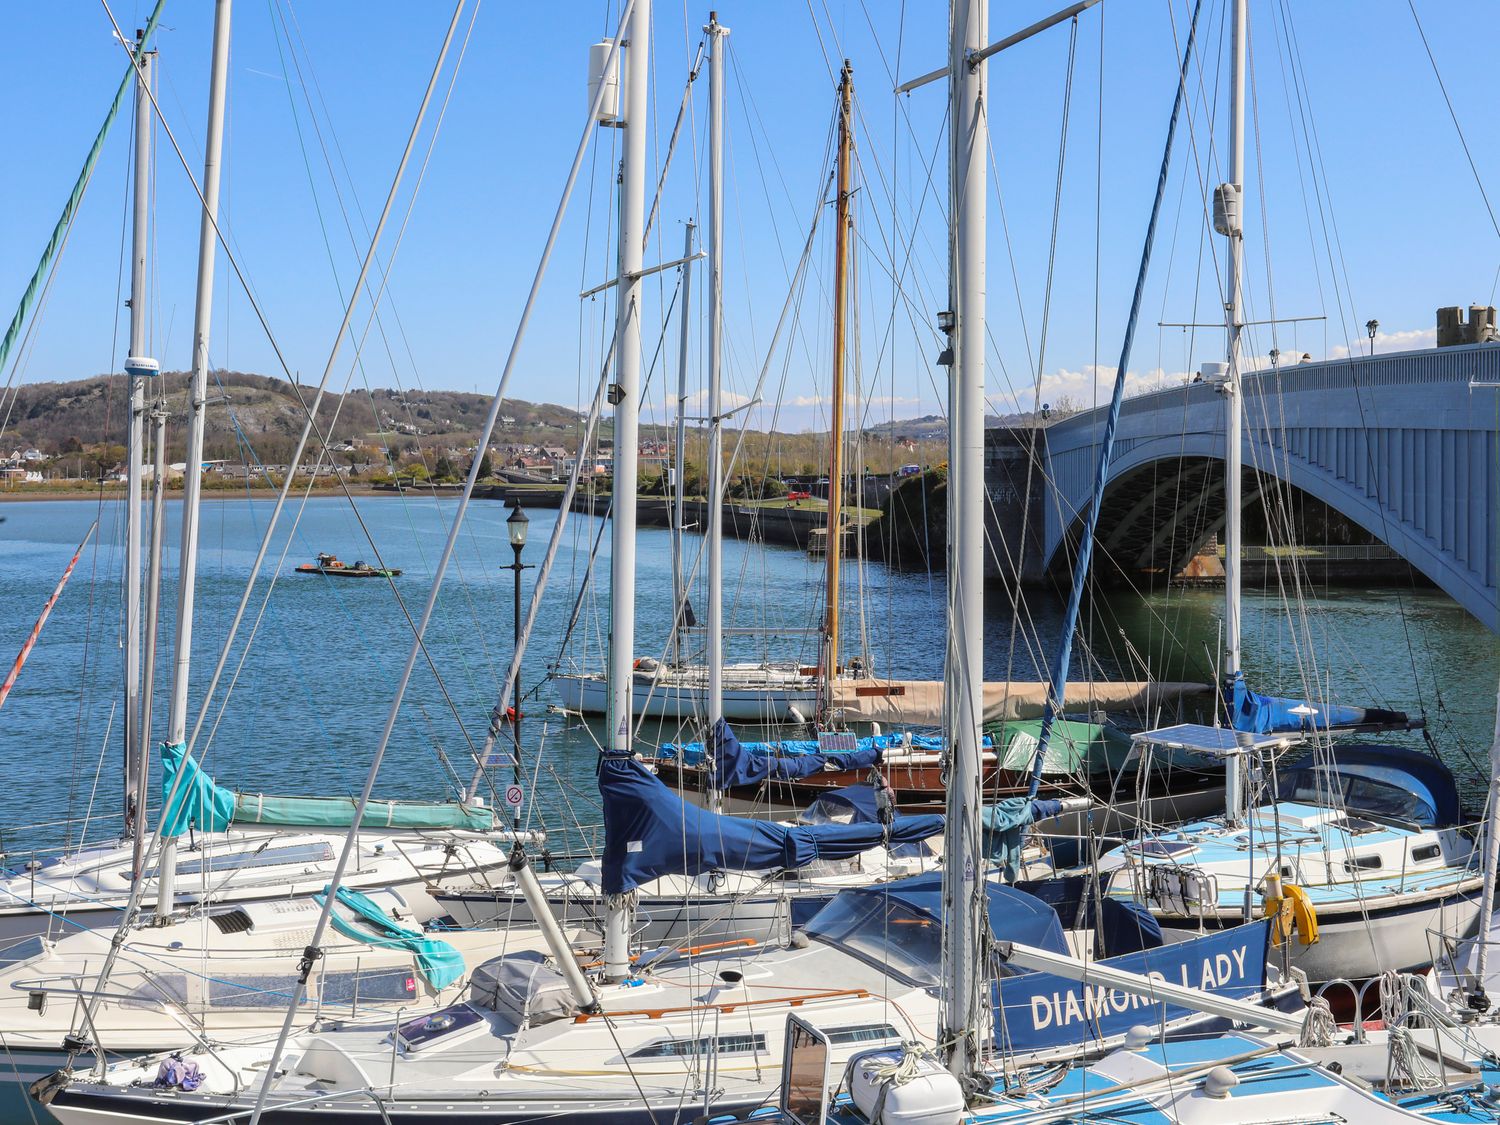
[1264,882,1319,947]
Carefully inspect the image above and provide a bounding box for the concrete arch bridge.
[984,343,1498,632]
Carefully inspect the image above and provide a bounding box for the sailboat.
[36,10,1303,1125]
[553,27,863,728]
[433,758,945,943]
[0,888,533,1114]
[0,2,530,954]
[1068,0,1481,984]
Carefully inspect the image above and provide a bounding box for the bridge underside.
[1054,457,1409,584]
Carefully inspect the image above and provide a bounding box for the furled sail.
[599,753,943,895]
[709,718,880,788]
[158,743,507,833]
[1228,671,1411,734]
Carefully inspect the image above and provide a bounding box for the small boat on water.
[294,552,401,578]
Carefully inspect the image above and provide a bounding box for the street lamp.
[1366,319,1379,357]
[504,503,534,823]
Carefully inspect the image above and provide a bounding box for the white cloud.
[1328,326,1436,359]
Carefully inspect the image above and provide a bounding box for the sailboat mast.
[823,62,854,713]
[603,0,651,983]
[1222,0,1246,683]
[705,11,728,804]
[941,0,989,1088]
[158,0,232,917]
[135,393,167,882]
[671,219,694,668]
[123,35,155,843]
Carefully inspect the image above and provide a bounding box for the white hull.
[554,668,820,722]
[0,827,520,948]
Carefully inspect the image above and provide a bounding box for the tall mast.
[940,0,988,1090]
[123,34,157,845]
[1221,0,1246,685]
[158,0,232,917]
[823,62,854,715]
[602,0,651,983]
[135,391,167,882]
[670,219,694,668]
[704,10,728,809]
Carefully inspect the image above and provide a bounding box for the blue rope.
[1027,0,1206,798]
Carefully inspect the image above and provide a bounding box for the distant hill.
[0,372,950,476]
[0,370,584,464]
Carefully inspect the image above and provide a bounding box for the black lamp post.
[504,503,533,816]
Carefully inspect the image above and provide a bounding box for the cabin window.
[321,967,420,1007]
[825,1023,901,1045]
[1280,865,1296,880]
[803,893,942,985]
[1410,844,1442,863]
[630,1033,767,1059]
[144,842,335,880]
[120,972,188,1011]
[206,974,304,1008]
[1343,854,1383,873]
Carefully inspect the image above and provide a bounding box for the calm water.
[0,494,1494,860]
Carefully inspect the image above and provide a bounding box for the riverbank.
[0,483,399,502]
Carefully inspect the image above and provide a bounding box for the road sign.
[504,784,525,809]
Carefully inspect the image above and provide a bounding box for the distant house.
[1,466,43,485]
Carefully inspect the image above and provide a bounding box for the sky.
[4,1,1499,439]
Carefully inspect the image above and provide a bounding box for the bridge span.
[984,343,1498,632]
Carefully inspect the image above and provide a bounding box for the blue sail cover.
[709,719,881,789]
[599,754,944,895]
[1228,671,1409,734]
[661,725,992,769]
[993,919,1271,1053]
[159,741,234,837]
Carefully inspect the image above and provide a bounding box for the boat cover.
[1228,671,1410,734]
[599,754,944,895]
[315,885,464,989]
[830,871,1070,956]
[159,741,234,836]
[992,919,1270,1053]
[158,743,501,832]
[709,719,881,788]
[981,797,1064,880]
[1276,742,1460,827]
[988,717,1133,775]
[232,792,499,831]
[660,722,994,771]
[830,678,1214,725]
[469,950,578,1024]
[801,784,889,825]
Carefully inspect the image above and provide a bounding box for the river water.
[0,495,1493,861]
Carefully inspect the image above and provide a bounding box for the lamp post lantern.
[504,502,533,825]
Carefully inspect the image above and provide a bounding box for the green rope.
[0,0,166,375]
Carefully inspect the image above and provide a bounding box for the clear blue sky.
[5,1,1498,435]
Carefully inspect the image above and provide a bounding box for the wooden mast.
[823,61,854,715]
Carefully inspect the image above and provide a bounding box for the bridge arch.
[1028,346,1498,631]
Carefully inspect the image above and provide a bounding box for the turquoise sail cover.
[159,742,234,837]
[316,886,465,990]
[157,742,499,832]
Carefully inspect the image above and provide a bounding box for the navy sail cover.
[599,755,944,895]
